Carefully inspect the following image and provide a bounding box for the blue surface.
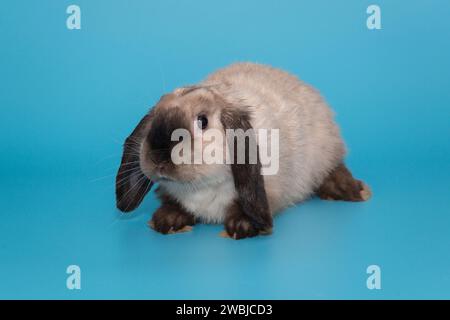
[1,0,449,299]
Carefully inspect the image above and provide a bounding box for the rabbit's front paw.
[222,205,272,240]
[149,205,195,235]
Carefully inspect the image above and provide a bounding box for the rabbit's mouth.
[153,175,176,183]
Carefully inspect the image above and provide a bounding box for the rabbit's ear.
[220,107,272,230]
[116,113,154,212]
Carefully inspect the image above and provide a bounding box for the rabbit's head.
[115,85,271,230]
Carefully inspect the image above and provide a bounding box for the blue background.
[0,0,449,299]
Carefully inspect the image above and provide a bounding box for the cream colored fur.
[155,62,345,223]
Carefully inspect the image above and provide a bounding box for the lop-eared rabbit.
[116,63,371,239]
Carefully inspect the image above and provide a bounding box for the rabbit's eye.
[196,115,208,130]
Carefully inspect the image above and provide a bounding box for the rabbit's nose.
[148,148,171,165]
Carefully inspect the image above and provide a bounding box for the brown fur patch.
[116,113,154,212]
[220,107,273,231]
[222,201,272,240]
[149,194,196,234]
[316,163,371,202]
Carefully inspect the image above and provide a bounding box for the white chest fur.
[159,178,237,224]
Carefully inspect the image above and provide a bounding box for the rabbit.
[115,62,371,239]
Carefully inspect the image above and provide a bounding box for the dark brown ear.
[220,107,272,230]
[116,113,154,212]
